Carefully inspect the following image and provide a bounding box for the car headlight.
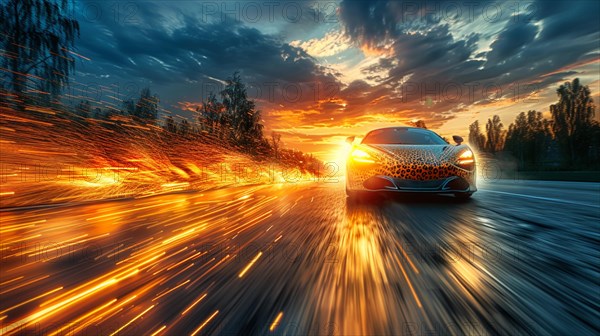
[456,150,474,169]
[350,148,375,163]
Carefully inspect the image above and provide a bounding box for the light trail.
[269,312,284,332]
[3,176,591,335]
[109,304,155,336]
[190,310,219,336]
[181,293,208,316]
[238,251,263,278]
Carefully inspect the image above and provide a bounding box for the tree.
[123,88,159,123]
[468,120,486,151]
[526,110,553,166]
[76,100,91,118]
[134,88,159,122]
[92,107,102,119]
[198,92,223,135]
[271,131,282,159]
[504,112,527,166]
[504,111,552,168]
[550,78,596,164]
[220,72,264,146]
[165,116,177,133]
[178,119,190,137]
[1,0,80,105]
[485,115,504,154]
[123,99,135,116]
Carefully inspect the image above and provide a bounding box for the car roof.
[365,126,432,134]
[361,127,445,143]
[370,126,419,131]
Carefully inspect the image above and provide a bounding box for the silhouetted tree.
[135,88,159,122]
[220,72,264,147]
[102,107,116,120]
[76,100,91,118]
[198,92,222,134]
[271,131,282,159]
[505,111,552,168]
[192,74,316,161]
[178,119,190,137]
[1,0,79,105]
[122,87,159,123]
[550,78,596,164]
[485,115,504,154]
[123,99,135,116]
[468,120,486,151]
[165,116,177,133]
[92,107,102,119]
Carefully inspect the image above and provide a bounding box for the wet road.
[1,179,598,335]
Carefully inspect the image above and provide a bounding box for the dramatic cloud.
[486,20,538,64]
[72,0,341,113]
[290,30,351,58]
[333,0,599,125]
[68,0,599,157]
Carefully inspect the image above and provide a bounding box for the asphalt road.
[1,179,599,335]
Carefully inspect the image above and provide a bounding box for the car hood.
[366,144,459,163]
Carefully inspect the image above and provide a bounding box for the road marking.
[479,189,600,208]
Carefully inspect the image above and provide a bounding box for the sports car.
[345,127,476,199]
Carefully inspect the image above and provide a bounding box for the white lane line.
[479,189,600,209]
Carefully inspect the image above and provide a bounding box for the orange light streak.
[238,251,263,278]
[150,325,167,336]
[269,312,284,331]
[190,310,219,336]
[108,304,155,336]
[181,293,208,315]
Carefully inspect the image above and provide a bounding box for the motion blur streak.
[0,107,317,209]
[0,180,598,335]
[238,252,262,278]
[269,312,283,332]
[190,310,219,336]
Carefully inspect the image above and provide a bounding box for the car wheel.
[455,192,472,200]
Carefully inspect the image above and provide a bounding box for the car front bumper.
[346,160,477,193]
[352,175,477,193]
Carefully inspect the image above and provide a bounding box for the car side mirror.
[452,135,463,145]
[345,136,355,144]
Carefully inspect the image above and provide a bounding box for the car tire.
[454,192,472,200]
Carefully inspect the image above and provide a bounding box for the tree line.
[162,72,323,171]
[0,0,322,173]
[12,68,324,174]
[468,78,599,170]
[3,1,597,172]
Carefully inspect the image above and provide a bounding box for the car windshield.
[362,128,448,145]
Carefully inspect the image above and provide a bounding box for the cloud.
[290,30,351,58]
[333,0,599,127]
[485,20,538,64]
[72,0,341,111]
[69,0,599,154]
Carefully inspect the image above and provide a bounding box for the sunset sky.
[71,0,600,161]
